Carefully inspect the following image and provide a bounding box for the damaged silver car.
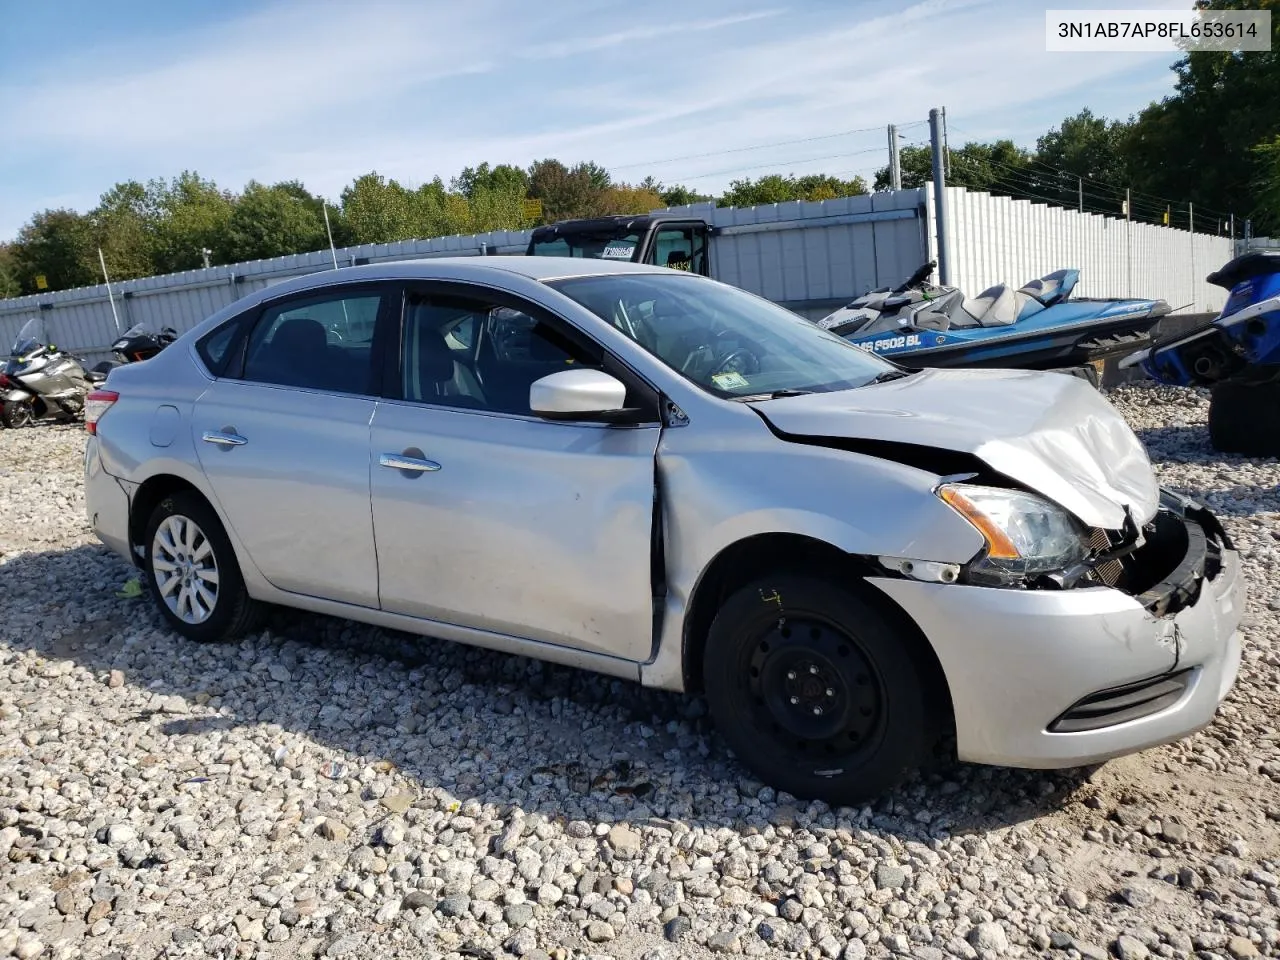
[83,258,1245,803]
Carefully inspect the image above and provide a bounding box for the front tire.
[1,399,34,428]
[703,576,934,805]
[143,491,261,643]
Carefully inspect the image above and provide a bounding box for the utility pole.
[1189,202,1195,311]
[1078,177,1083,213]
[1125,188,1132,299]
[929,107,951,285]
[887,124,902,191]
[201,248,212,270]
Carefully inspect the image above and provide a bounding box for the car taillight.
[85,390,119,435]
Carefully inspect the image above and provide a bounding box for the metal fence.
[932,186,1235,314]
[0,184,1250,365]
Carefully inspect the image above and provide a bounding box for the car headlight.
[936,482,1087,584]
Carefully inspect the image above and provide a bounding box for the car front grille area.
[1085,526,1125,587]
[1048,668,1194,733]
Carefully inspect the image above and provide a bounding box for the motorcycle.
[86,322,178,384]
[0,316,92,428]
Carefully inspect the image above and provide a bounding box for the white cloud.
[0,0,1182,238]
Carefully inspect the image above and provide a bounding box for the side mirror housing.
[529,368,633,422]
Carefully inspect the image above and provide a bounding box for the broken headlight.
[936,482,1088,585]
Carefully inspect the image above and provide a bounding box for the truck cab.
[526,214,713,276]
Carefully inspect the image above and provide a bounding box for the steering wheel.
[711,348,760,378]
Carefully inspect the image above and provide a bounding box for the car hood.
[749,367,1158,530]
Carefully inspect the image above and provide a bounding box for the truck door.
[643,222,711,276]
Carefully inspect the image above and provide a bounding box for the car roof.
[259,255,670,299]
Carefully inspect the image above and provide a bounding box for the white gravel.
[1,381,1278,960]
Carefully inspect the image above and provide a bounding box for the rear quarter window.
[196,319,245,376]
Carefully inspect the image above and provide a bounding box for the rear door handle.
[379,452,441,473]
[202,430,247,447]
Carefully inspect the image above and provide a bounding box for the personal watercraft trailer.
[1124,250,1280,456]
[526,215,1171,380]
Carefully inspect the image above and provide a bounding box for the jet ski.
[1121,250,1280,456]
[816,261,1171,374]
[1124,250,1280,387]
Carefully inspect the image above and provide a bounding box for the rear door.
[368,282,662,661]
[192,283,393,607]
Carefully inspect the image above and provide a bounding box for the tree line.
[2,0,1276,299]
[0,160,873,298]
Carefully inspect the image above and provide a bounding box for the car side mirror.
[529,368,634,422]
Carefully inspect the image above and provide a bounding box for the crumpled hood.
[751,368,1159,530]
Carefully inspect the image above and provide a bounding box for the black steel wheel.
[703,575,935,805]
[1,399,34,429]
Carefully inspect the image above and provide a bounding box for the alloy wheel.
[150,514,220,625]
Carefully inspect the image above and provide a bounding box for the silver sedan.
[83,257,1245,803]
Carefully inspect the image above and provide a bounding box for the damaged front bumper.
[867,491,1245,769]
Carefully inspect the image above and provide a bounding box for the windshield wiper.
[867,370,911,384]
[734,388,813,401]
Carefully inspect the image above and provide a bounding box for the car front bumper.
[868,500,1245,769]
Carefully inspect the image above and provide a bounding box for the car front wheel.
[703,575,935,805]
[143,491,261,643]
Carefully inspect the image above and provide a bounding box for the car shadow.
[2,542,1103,844]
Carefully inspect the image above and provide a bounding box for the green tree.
[339,172,418,245]
[11,209,98,294]
[90,180,156,281]
[146,172,235,273]
[1122,0,1280,231]
[526,159,611,221]
[0,243,21,298]
[222,181,329,262]
[874,140,1033,194]
[1252,134,1280,230]
[1033,109,1133,208]
[718,173,868,207]
[452,162,530,200]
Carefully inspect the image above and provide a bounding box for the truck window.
[653,227,709,275]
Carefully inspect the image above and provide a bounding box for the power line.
[609,123,913,173]
[669,145,889,184]
[945,120,1235,221]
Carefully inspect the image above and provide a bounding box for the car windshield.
[547,272,898,398]
[11,317,46,357]
[530,231,643,262]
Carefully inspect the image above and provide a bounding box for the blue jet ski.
[1124,250,1280,387]
[816,261,1171,374]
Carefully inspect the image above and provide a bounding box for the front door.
[369,285,661,661]
[646,222,711,276]
[192,285,391,607]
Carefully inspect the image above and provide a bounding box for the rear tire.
[143,491,262,643]
[1,399,33,428]
[1208,377,1280,457]
[703,575,934,805]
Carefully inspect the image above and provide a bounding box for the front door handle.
[202,430,247,447]
[379,452,441,473]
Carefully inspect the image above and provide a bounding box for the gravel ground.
[1,382,1279,960]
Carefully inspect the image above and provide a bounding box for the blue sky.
[0,0,1188,241]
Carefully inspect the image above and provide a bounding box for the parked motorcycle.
[86,322,178,383]
[0,317,92,428]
